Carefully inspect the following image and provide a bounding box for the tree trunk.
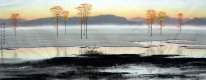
[180,25,181,33]
[86,17,88,39]
[160,27,162,36]
[148,28,150,34]
[150,24,152,36]
[14,49,17,58]
[160,27,163,47]
[64,47,67,57]
[65,20,67,34]
[56,47,59,57]
[1,48,3,63]
[81,22,82,39]
[57,16,59,38]
[84,19,86,36]
[1,27,3,63]
[1,50,3,63]
[15,29,16,37]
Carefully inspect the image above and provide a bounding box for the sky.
[0,0,206,20]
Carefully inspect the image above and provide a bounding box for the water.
[1,25,206,60]
[1,25,206,79]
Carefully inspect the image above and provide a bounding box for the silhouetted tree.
[177,13,184,54]
[62,10,69,57]
[0,24,3,63]
[50,6,63,38]
[61,11,69,57]
[10,13,19,59]
[157,12,167,53]
[157,11,167,36]
[177,13,183,32]
[0,23,6,63]
[76,3,92,39]
[61,11,69,34]
[10,13,19,37]
[76,12,83,39]
[145,9,156,36]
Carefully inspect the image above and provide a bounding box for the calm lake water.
[1,25,206,80]
[1,25,206,60]
[2,41,206,60]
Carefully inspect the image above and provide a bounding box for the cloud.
[0,0,23,7]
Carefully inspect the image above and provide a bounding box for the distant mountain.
[88,15,137,25]
[129,17,144,24]
[0,15,206,26]
[129,17,191,25]
[165,17,191,25]
[0,18,26,25]
[0,15,138,26]
[186,17,206,25]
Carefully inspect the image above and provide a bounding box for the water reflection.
[1,41,206,60]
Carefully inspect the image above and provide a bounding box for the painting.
[1,0,206,79]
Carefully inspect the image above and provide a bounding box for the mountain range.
[0,14,206,26]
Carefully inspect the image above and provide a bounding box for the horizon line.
[1,14,205,21]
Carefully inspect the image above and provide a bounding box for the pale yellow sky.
[0,0,206,19]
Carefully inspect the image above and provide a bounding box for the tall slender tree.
[145,9,156,37]
[0,24,3,63]
[144,9,156,55]
[145,17,151,34]
[157,12,167,54]
[10,13,19,37]
[76,11,84,39]
[61,11,69,34]
[0,23,6,63]
[84,4,92,39]
[76,3,92,39]
[10,13,19,59]
[50,6,63,38]
[61,11,69,57]
[77,13,84,39]
[157,11,167,36]
[177,13,183,32]
[76,4,85,39]
[177,13,183,54]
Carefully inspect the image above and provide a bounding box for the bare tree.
[61,11,69,34]
[50,6,63,38]
[145,9,156,37]
[0,23,6,63]
[144,9,156,55]
[84,4,92,39]
[10,13,19,59]
[177,13,183,54]
[76,3,92,39]
[157,11,167,36]
[76,12,84,39]
[10,13,20,37]
[157,11,167,54]
[145,17,151,34]
[177,13,183,32]
[61,11,69,57]
[0,24,3,63]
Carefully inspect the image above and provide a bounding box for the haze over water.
[1,25,206,60]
